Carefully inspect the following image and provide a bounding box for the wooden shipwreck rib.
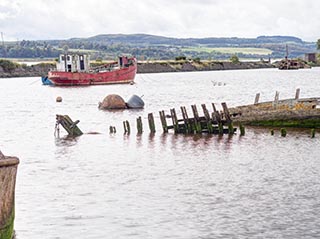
[55,115,83,137]
[229,89,320,128]
[159,103,236,134]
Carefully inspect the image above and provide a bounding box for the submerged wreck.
[229,89,320,128]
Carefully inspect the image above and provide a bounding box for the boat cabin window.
[67,56,70,61]
[79,55,85,70]
[61,56,65,61]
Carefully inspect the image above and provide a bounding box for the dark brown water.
[1,68,320,238]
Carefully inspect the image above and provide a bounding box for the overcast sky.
[0,0,319,42]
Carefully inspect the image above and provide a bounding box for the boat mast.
[285,44,289,59]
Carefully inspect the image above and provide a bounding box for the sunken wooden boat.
[229,89,320,128]
[47,54,137,86]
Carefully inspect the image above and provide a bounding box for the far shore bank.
[0,60,277,78]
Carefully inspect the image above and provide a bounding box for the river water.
[1,68,320,238]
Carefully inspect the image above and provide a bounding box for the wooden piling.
[181,106,191,133]
[221,102,234,134]
[295,88,300,100]
[56,115,83,137]
[239,124,245,136]
[201,104,213,133]
[123,121,127,134]
[125,120,130,134]
[280,128,287,137]
[271,129,274,136]
[254,93,260,105]
[311,128,315,138]
[0,151,19,239]
[212,103,222,123]
[123,121,131,134]
[274,91,280,108]
[137,116,143,134]
[109,126,114,134]
[159,111,168,133]
[170,108,179,133]
[148,113,156,133]
[191,105,202,133]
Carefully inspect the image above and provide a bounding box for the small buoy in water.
[126,95,144,109]
[56,96,62,102]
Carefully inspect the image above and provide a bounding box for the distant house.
[305,53,317,63]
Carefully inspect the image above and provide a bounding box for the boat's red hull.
[48,64,137,86]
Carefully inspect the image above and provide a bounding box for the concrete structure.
[0,151,19,239]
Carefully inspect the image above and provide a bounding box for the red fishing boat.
[47,54,137,86]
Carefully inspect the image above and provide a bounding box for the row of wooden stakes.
[111,102,243,135]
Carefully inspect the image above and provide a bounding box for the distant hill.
[71,34,308,46]
[0,34,317,60]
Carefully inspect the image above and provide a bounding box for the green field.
[182,46,273,55]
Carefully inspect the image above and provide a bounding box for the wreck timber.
[229,89,320,128]
[0,151,19,239]
[55,115,83,137]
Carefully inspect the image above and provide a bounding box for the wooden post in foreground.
[0,151,19,239]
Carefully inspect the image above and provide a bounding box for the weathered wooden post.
[159,111,168,133]
[202,104,213,133]
[254,93,260,105]
[109,126,116,134]
[239,124,245,136]
[273,91,280,109]
[170,108,179,133]
[136,116,143,134]
[0,151,19,239]
[191,105,202,133]
[123,121,127,134]
[181,106,191,133]
[123,121,130,134]
[311,128,315,138]
[125,120,130,134]
[221,102,234,135]
[280,128,287,137]
[56,115,83,137]
[295,88,300,100]
[271,129,274,136]
[148,113,156,133]
[212,103,223,135]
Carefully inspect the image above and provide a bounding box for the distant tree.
[317,39,320,50]
[175,56,186,61]
[230,54,240,63]
[0,59,18,72]
[192,57,201,63]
